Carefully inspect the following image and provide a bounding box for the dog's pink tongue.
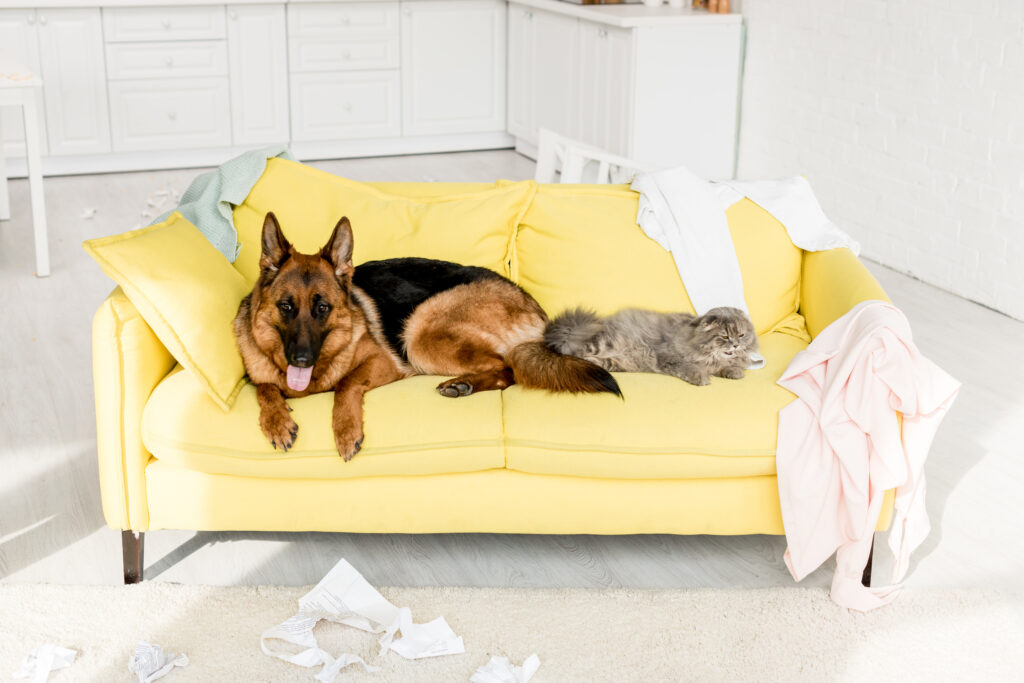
[286,365,313,392]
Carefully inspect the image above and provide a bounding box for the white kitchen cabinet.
[506,5,533,140]
[108,77,232,152]
[507,6,577,146]
[506,0,743,180]
[400,0,506,137]
[103,5,227,42]
[106,41,229,81]
[37,9,111,156]
[290,71,401,141]
[0,10,47,155]
[575,21,632,157]
[227,5,290,145]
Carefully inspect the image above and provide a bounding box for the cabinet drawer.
[109,77,232,151]
[103,6,226,42]
[289,36,399,72]
[106,41,228,80]
[287,3,398,38]
[290,71,400,141]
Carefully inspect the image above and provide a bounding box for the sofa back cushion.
[232,158,536,284]
[513,184,803,336]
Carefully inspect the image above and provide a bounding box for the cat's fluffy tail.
[543,308,604,356]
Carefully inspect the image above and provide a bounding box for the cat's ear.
[699,313,720,330]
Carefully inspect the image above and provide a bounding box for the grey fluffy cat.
[544,306,759,386]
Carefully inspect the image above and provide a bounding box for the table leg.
[21,93,49,277]
[0,113,10,221]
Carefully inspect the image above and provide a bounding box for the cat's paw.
[719,366,745,380]
[682,370,710,386]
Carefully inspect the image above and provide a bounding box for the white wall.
[737,0,1024,320]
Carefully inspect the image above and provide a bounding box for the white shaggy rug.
[2,583,1022,682]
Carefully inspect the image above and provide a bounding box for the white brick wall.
[737,0,1024,320]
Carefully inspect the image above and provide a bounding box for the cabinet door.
[227,4,289,145]
[576,21,633,156]
[109,77,232,152]
[0,10,47,155]
[36,8,111,156]
[401,0,506,136]
[506,5,534,141]
[531,10,578,144]
[290,71,401,141]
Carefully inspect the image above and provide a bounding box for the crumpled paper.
[128,641,188,682]
[471,654,541,683]
[11,644,77,682]
[261,558,465,682]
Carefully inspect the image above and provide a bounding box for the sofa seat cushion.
[501,332,805,480]
[142,372,505,479]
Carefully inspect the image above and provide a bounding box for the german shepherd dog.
[233,213,620,460]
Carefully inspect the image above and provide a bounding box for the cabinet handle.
[26,14,34,24]
[229,11,238,20]
[38,15,47,25]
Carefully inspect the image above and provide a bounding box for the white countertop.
[1,0,281,7]
[2,0,744,20]
[508,0,741,28]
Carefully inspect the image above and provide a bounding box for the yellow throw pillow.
[232,158,537,284]
[83,212,249,410]
[513,184,804,336]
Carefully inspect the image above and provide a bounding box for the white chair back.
[534,128,659,184]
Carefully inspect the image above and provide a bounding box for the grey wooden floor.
[1,150,1021,591]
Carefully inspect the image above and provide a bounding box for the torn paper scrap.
[471,654,541,683]
[382,608,464,660]
[128,641,188,683]
[261,558,465,682]
[80,208,97,220]
[11,644,77,682]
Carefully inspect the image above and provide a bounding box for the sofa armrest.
[92,287,176,531]
[800,248,890,339]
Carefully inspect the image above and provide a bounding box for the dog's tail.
[507,339,621,397]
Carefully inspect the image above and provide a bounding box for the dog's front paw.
[719,366,745,380]
[261,407,298,451]
[334,424,364,462]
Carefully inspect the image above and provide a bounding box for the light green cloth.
[154,145,294,262]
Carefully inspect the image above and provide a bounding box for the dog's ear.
[321,216,355,283]
[259,212,291,272]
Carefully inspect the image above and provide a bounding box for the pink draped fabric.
[776,301,960,611]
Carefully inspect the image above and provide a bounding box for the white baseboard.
[514,138,538,161]
[1,131,516,178]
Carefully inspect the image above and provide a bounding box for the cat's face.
[695,307,758,362]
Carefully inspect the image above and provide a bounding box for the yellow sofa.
[91,160,894,583]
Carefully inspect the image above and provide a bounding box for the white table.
[0,56,49,277]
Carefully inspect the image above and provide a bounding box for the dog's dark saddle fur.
[353,257,505,360]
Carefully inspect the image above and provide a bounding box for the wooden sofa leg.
[122,531,144,584]
[861,533,875,587]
